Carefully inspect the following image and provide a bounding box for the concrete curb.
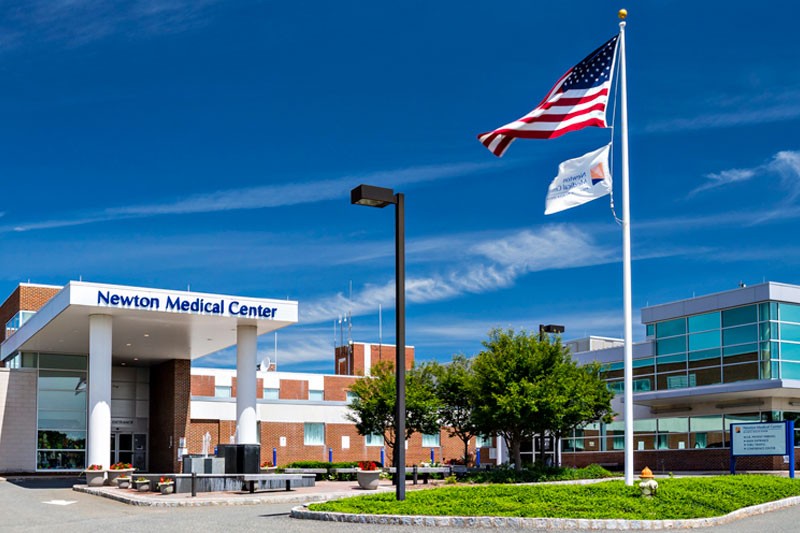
[290,495,800,529]
[73,484,384,508]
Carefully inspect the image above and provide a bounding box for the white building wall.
[0,368,37,472]
[191,398,351,424]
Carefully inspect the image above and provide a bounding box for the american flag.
[478,35,619,157]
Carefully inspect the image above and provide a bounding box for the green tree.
[471,328,613,470]
[430,355,479,465]
[346,361,440,465]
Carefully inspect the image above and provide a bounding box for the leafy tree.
[429,355,479,465]
[471,328,613,470]
[346,361,440,465]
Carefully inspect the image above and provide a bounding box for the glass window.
[38,390,86,411]
[38,430,86,450]
[365,433,384,446]
[422,433,440,447]
[37,450,85,470]
[722,363,759,383]
[656,354,686,372]
[633,419,657,433]
[780,303,800,324]
[690,415,724,432]
[688,348,720,366]
[723,344,758,364]
[214,386,231,398]
[691,367,721,386]
[780,343,800,362]
[688,312,720,333]
[476,435,492,448]
[781,362,800,380]
[607,381,624,394]
[263,388,279,400]
[760,322,773,342]
[759,302,771,322]
[39,353,87,370]
[656,336,686,356]
[724,413,761,426]
[346,391,357,404]
[309,390,324,401]
[38,370,86,391]
[303,423,325,445]
[633,358,654,376]
[656,318,686,338]
[781,324,800,343]
[37,409,87,430]
[665,374,696,389]
[722,305,757,327]
[633,378,653,392]
[658,417,689,433]
[646,324,655,337]
[723,325,758,346]
[689,331,720,351]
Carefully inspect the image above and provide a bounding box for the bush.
[464,463,613,484]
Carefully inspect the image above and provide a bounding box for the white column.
[236,325,258,444]
[87,314,112,468]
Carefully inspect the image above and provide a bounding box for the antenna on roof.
[274,332,278,371]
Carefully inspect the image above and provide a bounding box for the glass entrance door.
[110,432,147,470]
[110,432,133,465]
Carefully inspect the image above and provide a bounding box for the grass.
[463,463,613,484]
[309,475,800,520]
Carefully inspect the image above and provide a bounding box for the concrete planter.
[116,477,131,489]
[133,480,151,492]
[159,483,175,495]
[107,468,135,486]
[356,469,381,490]
[85,469,106,487]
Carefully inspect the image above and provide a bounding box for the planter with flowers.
[157,477,175,495]
[116,476,131,489]
[84,464,106,487]
[356,461,381,490]
[133,477,151,492]
[260,461,276,473]
[108,462,135,486]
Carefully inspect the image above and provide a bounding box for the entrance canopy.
[0,281,298,365]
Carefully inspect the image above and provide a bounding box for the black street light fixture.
[539,324,565,341]
[350,184,406,501]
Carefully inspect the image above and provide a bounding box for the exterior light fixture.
[350,183,406,501]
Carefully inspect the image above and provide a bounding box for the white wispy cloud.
[689,149,800,200]
[2,160,498,233]
[0,0,219,49]
[300,225,618,325]
[646,89,800,133]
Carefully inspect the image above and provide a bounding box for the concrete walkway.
[74,478,422,507]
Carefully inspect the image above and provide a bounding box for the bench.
[237,474,314,494]
[388,466,452,485]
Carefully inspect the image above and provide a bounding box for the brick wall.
[0,284,61,367]
[149,359,190,473]
[190,375,215,397]
[231,377,264,399]
[279,379,309,400]
[336,343,416,376]
[323,376,357,401]
[0,368,37,472]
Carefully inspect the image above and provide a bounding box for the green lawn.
[309,476,800,520]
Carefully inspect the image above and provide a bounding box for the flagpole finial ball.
[618,9,628,20]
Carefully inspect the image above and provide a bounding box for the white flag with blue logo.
[544,144,612,215]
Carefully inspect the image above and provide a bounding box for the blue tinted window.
[657,354,686,365]
[781,362,800,380]
[633,358,654,368]
[657,336,686,355]
[780,303,800,324]
[646,324,655,337]
[781,323,800,342]
[722,305,757,327]
[688,312,719,333]
[723,343,758,357]
[723,325,758,346]
[689,331,720,351]
[689,349,720,362]
[781,343,800,362]
[656,318,686,338]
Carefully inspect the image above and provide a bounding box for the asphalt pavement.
[3,476,800,532]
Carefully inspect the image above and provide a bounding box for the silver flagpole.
[618,10,635,486]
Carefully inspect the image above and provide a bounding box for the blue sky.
[1,1,799,373]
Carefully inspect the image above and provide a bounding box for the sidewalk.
[74,478,430,507]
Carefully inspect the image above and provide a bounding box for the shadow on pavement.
[5,476,83,489]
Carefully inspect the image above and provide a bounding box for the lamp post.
[538,324,565,340]
[350,184,406,501]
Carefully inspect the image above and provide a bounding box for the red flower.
[86,464,103,471]
[358,461,378,471]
